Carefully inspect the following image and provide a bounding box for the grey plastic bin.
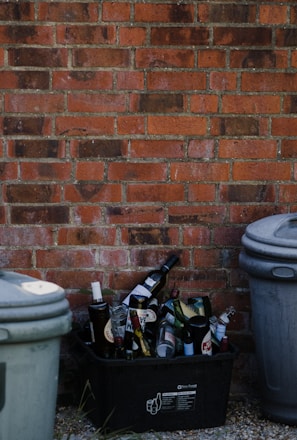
[239,213,297,425]
[0,271,72,440]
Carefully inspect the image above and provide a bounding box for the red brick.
[56,25,116,44]
[3,117,51,136]
[36,249,96,268]
[67,93,126,113]
[108,162,166,182]
[148,116,207,136]
[130,140,184,159]
[190,94,218,113]
[198,4,256,23]
[130,93,184,113]
[11,206,69,224]
[0,49,3,66]
[222,95,281,114]
[135,48,194,68]
[233,162,291,181]
[283,95,297,113]
[72,139,128,158]
[188,184,216,202]
[281,140,297,158]
[73,48,130,68]
[75,162,104,181]
[276,28,297,47]
[5,93,64,113]
[259,5,288,24]
[213,226,244,246]
[102,2,131,21]
[8,140,66,159]
[230,49,288,69]
[171,162,229,182]
[279,184,297,203]
[99,249,128,268]
[8,48,67,67]
[0,162,18,180]
[0,71,49,89]
[135,4,194,23]
[193,248,222,269]
[220,184,276,203]
[4,184,61,203]
[168,206,227,225]
[272,117,297,136]
[188,139,215,159]
[64,183,122,203]
[147,71,206,91]
[242,72,297,92]
[119,27,146,46]
[72,206,102,225]
[210,72,237,91]
[121,227,179,246]
[58,227,116,246]
[116,71,144,90]
[183,227,211,246]
[55,116,114,136]
[53,71,113,90]
[0,250,32,269]
[151,26,209,46]
[106,206,165,225]
[198,49,226,68]
[117,115,145,135]
[211,117,260,136]
[38,2,98,22]
[230,205,284,224]
[0,25,53,45]
[292,50,297,68]
[213,27,272,46]
[47,270,102,290]
[0,226,54,246]
[20,162,72,181]
[0,3,34,20]
[127,183,184,202]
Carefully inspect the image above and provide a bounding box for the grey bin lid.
[242,213,297,260]
[0,271,69,322]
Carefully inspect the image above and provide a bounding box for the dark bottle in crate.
[130,309,151,357]
[156,319,176,358]
[188,315,212,356]
[88,282,113,358]
[122,254,179,306]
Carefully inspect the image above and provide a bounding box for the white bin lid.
[242,213,297,259]
[0,271,68,322]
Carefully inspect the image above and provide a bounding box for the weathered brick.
[0,25,53,45]
[73,48,130,67]
[53,71,113,91]
[213,27,272,46]
[230,50,287,69]
[151,27,209,46]
[5,93,64,113]
[102,2,131,22]
[198,49,226,68]
[122,227,179,246]
[72,206,102,225]
[8,48,67,67]
[135,4,194,23]
[213,226,245,246]
[211,117,259,136]
[55,116,114,136]
[3,117,51,136]
[190,94,218,113]
[8,140,66,158]
[0,250,32,268]
[117,115,145,135]
[58,227,116,246]
[10,206,69,224]
[106,206,165,225]
[38,2,98,22]
[209,72,237,91]
[0,3,34,20]
[272,117,297,136]
[221,95,280,114]
[36,249,96,268]
[281,140,297,158]
[74,139,128,158]
[116,71,144,90]
[108,162,166,182]
[46,270,101,290]
[119,27,146,46]
[67,93,126,113]
[130,93,184,113]
[64,183,122,203]
[230,205,284,224]
[147,71,206,91]
[242,72,297,92]
[219,184,276,203]
[127,183,184,202]
[168,206,227,225]
[5,184,60,203]
[135,49,194,69]
[188,184,216,202]
[99,249,128,268]
[276,28,297,47]
[0,71,49,90]
[219,139,277,159]
[188,139,215,159]
[199,4,256,23]
[75,162,104,181]
[0,162,18,180]
[20,162,72,181]
[279,184,297,203]
[283,95,297,113]
[259,5,288,24]
[0,226,54,246]
[56,25,116,45]
[171,162,229,182]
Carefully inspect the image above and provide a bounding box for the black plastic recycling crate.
[72,331,237,433]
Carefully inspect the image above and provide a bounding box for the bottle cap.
[91,281,102,302]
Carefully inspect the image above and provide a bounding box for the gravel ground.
[54,396,297,440]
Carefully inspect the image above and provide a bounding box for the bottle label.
[125,308,147,333]
[201,330,212,356]
[144,276,157,287]
[122,284,152,306]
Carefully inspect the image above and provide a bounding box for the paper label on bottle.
[201,330,212,355]
[144,276,156,287]
[125,308,147,333]
[122,284,152,306]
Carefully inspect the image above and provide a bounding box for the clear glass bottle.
[156,319,176,358]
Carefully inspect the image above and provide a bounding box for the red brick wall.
[1,1,297,350]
